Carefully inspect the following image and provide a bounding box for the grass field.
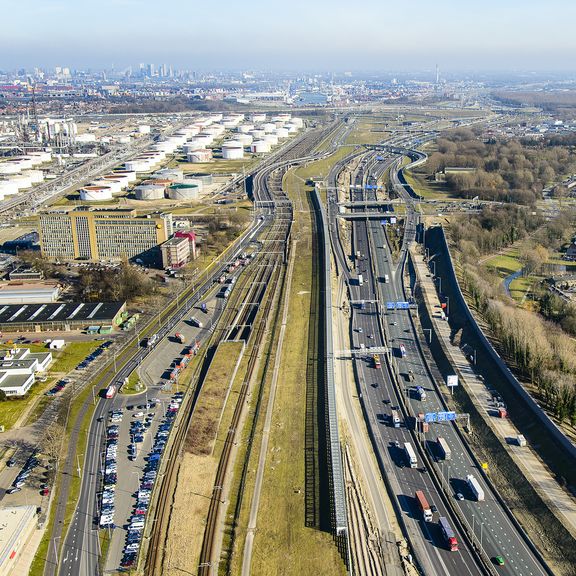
[244,158,347,575]
[185,340,244,455]
[403,169,452,200]
[345,121,389,145]
[484,253,523,277]
[509,275,535,301]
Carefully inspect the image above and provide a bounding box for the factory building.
[161,236,190,269]
[0,282,60,305]
[39,208,173,265]
[0,348,53,397]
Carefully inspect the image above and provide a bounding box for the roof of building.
[0,372,34,390]
[162,236,189,247]
[0,302,125,325]
[0,506,36,567]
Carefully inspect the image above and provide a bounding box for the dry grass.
[185,341,244,455]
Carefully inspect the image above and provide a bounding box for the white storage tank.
[291,117,304,128]
[209,113,223,122]
[80,186,113,202]
[264,134,278,146]
[92,178,123,194]
[277,113,292,122]
[250,129,266,139]
[237,124,254,133]
[102,173,128,189]
[275,127,289,139]
[284,123,298,133]
[11,174,33,189]
[182,177,204,192]
[251,140,271,154]
[263,123,276,133]
[138,124,151,134]
[237,133,253,146]
[125,160,150,172]
[23,169,44,184]
[187,149,213,163]
[0,162,22,175]
[76,133,97,143]
[8,157,34,171]
[27,151,52,164]
[198,133,216,146]
[222,141,244,160]
[112,170,137,183]
[0,180,19,195]
[167,183,200,200]
[153,169,184,182]
[134,182,166,200]
[251,113,266,123]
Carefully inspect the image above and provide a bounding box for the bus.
[391,409,401,428]
[399,344,406,357]
[373,354,381,369]
[105,385,116,399]
[404,442,417,468]
[439,517,458,551]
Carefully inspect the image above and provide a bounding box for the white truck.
[404,442,417,468]
[384,274,389,283]
[516,434,527,447]
[358,274,364,286]
[466,474,485,502]
[437,437,451,461]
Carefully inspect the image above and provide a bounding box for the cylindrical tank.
[237,133,253,146]
[284,123,298,133]
[198,133,216,146]
[134,183,166,200]
[249,129,266,139]
[167,183,200,200]
[263,123,276,133]
[80,186,113,201]
[112,170,137,183]
[22,169,44,184]
[187,149,213,163]
[27,151,52,164]
[102,173,130,189]
[76,133,97,143]
[11,174,33,189]
[182,177,204,192]
[153,169,184,182]
[92,178,123,194]
[7,157,34,171]
[251,140,271,154]
[251,113,266,123]
[237,124,254,133]
[125,160,152,172]
[117,136,131,144]
[275,127,289,138]
[222,141,244,160]
[291,117,304,128]
[277,113,291,122]
[0,162,21,175]
[0,180,19,195]
[188,173,213,185]
[264,134,278,146]
[138,124,151,134]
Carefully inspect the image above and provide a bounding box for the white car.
[133,412,145,418]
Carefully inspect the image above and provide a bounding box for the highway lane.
[366,154,548,576]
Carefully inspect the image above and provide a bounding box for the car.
[430,505,438,514]
[6,458,16,468]
[133,412,145,418]
[392,321,397,326]
[357,327,363,333]
[368,334,373,338]
[6,487,21,494]
[394,441,400,448]
[494,556,505,566]
[456,492,464,501]
[41,488,50,496]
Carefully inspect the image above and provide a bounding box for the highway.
[326,139,550,576]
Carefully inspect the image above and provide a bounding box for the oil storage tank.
[251,140,271,154]
[187,149,213,163]
[80,185,113,202]
[222,141,244,160]
[167,183,200,201]
[134,182,166,200]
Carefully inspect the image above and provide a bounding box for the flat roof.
[0,506,36,565]
[0,302,125,325]
[0,372,34,390]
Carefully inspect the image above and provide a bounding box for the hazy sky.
[1,0,576,72]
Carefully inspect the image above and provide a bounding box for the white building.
[0,348,53,397]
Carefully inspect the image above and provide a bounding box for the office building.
[161,236,190,269]
[39,208,173,264]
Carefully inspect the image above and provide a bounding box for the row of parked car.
[6,455,41,495]
[99,411,122,527]
[120,393,183,569]
[45,377,72,396]
[76,340,112,371]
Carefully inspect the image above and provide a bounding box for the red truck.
[175,332,186,344]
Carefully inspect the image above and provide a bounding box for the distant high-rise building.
[147,63,155,77]
[435,64,440,86]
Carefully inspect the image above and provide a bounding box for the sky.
[1,0,576,72]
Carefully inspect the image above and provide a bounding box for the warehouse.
[0,301,126,333]
[0,282,61,305]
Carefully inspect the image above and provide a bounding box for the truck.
[190,317,204,328]
[358,274,364,286]
[415,385,427,400]
[147,333,158,348]
[373,354,381,369]
[175,333,186,344]
[404,442,417,468]
[516,434,527,447]
[415,490,433,522]
[105,385,116,399]
[498,407,507,418]
[200,302,208,314]
[399,344,406,358]
[437,437,451,461]
[384,274,389,284]
[439,517,459,552]
[466,474,485,501]
[391,409,401,428]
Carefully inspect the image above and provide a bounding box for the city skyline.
[1,0,576,72]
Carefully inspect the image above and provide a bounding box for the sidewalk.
[410,245,576,537]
